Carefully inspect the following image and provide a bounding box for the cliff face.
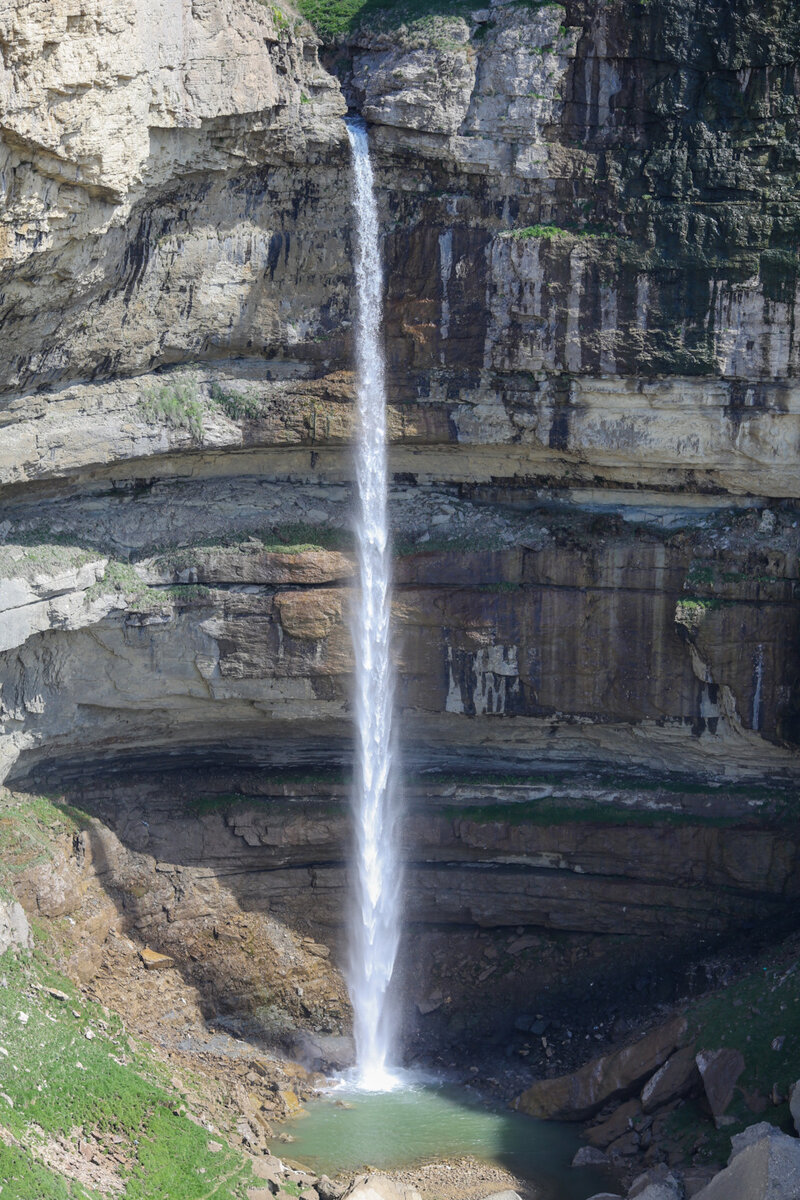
[1,0,800,1038]
[0,0,347,391]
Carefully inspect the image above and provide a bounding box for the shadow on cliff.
[23,754,800,1090]
[21,767,359,1074]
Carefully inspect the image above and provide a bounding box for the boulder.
[586,1099,643,1148]
[481,1193,522,1200]
[139,947,174,971]
[572,1146,610,1167]
[0,899,32,954]
[729,1122,784,1158]
[416,993,443,1015]
[515,1017,687,1121]
[316,1177,345,1200]
[789,1081,800,1137]
[343,1177,423,1200]
[680,1167,716,1198]
[641,1046,700,1113]
[695,1050,745,1120]
[692,1127,800,1200]
[252,1156,285,1189]
[629,1166,682,1198]
[607,1131,639,1158]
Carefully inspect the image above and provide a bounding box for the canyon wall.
[1,0,799,1037]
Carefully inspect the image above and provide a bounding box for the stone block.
[139,947,175,971]
[693,1128,800,1199]
[0,900,32,955]
[587,1099,643,1148]
[516,1017,687,1121]
[696,1049,745,1120]
[790,1081,800,1137]
[641,1046,699,1113]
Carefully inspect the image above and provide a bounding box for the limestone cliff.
[1,0,799,1041]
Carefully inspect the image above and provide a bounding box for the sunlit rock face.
[0,0,349,393]
[1,0,800,1034]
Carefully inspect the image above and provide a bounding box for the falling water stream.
[345,117,402,1091]
[292,119,616,1200]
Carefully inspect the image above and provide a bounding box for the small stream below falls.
[284,1083,613,1200]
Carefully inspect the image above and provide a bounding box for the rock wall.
[1,0,800,1041]
[2,518,798,784]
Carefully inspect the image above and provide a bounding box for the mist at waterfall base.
[345,117,403,1093]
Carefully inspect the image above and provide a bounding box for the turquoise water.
[284,1083,614,1200]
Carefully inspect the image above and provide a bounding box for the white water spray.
[345,118,402,1092]
[752,642,764,731]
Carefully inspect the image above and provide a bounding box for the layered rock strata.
[16,757,797,1046]
[1,0,800,1050]
[1,524,798,783]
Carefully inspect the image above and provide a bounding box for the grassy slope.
[661,944,800,1166]
[0,794,255,1200]
[294,0,481,37]
[293,0,556,36]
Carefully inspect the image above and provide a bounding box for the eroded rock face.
[0,0,347,394]
[10,762,793,1047]
[1,0,800,1052]
[2,520,798,784]
[352,0,800,382]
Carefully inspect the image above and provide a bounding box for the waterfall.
[752,642,764,731]
[438,229,453,345]
[345,117,402,1092]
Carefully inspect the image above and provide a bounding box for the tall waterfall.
[345,118,402,1091]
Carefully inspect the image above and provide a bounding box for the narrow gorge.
[1,0,800,1197]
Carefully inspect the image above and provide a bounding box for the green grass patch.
[244,523,351,553]
[504,223,615,242]
[86,561,152,606]
[665,952,800,1163]
[0,793,91,884]
[86,563,213,613]
[209,382,265,422]
[152,526,352,573]
[434,799,741,828]
[296,0,562,36]
[139,374,204,441]
[161,585,212,602]
[0,537,99,583]
[505,223,573,240]
[278,1183,303,1198]
[295,0,472,37]
[0,1146,92,1200]
[0,950,254,1200]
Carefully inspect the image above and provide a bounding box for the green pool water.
[283,1082,614,1200]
